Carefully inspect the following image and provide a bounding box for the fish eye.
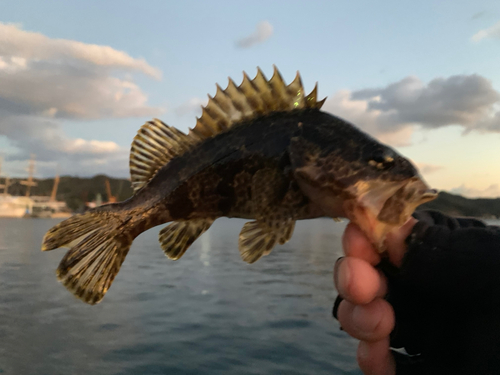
[369,149,395,169]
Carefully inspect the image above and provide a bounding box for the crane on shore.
[105,179,117,203]
[50,173,60,202]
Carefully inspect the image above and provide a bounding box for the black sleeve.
[387,210,500,375]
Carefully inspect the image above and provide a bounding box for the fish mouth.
[343,177,437,251]
[295,171,437,251]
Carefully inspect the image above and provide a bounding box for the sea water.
[0,217,360,375]
[1,217,498,375]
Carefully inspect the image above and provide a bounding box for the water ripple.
[0,217,364,374]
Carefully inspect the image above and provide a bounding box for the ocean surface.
[1,217,499,375]
[0,217,360,375]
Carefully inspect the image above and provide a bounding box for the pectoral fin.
[159,219,214,260]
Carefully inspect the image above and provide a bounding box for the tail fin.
[42,208,132,305]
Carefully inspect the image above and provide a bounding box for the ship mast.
[20,154,37,197]
[2,177,9,196]
[0,157,8,195]
[0,157,3,192]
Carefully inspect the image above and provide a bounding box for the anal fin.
[159,219,214,260]
[238,218,295,264]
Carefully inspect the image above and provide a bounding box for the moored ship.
[0,195,33,218]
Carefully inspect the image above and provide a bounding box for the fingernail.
[333,256,345,290]
[332,295,343,319]
[334,257,350,296]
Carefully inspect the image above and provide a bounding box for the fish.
[42,66,437,304]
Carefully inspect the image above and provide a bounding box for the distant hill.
[6,175,134,211]
[4,176,500,218]
[418,191,500,219]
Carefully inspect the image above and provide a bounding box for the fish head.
[341,158,437,251]
[291,115,437,251]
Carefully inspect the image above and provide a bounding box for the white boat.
[0,195,34,218]
[0,157,71,219]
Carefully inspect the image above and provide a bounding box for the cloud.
[322,90,412,146]
[415,163,444,175]
[450,184,500,199]
[0,113,128,177]
[351,75,499,128]
[175,97,207,117]
[0,64,164,119]
[471,11,487,20]
[0,23,161,79]
[0,24,164,120]
[0,23,163,177]
[236,21,273,48]
[323,74,500,146]
[471,20,500,42]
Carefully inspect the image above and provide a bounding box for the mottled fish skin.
[42,68,436,304]
[122,108,422,234]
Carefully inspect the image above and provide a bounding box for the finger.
[377,269,388,298]
[385,217,418,267]
[343,223,381,265]
[332,269,386,320]
[357,338,396,375]
[334,257,384,304]
[337,298,395,342]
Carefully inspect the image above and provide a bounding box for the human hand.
[334,219,418,375]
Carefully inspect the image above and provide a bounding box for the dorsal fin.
[189,66,326,139]
[129,119,197,192]
[129,67,326,192]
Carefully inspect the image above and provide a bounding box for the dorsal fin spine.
[196,113,218,136]
[226,79,247,114]
[238,73,261,112]
[252,69,274,111]
[269,67,288,108]
[221,81,242,120]
[203,100,229,131]
[306,83,319,107]
[316,97,326,109]
[210,88,234,125]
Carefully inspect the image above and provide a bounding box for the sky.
[0,0,499,198]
